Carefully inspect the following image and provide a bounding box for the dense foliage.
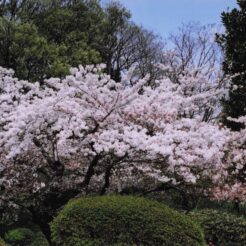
[0,0,163,82]
[51,195,205,246]
[217,0,246,130]
[190,209,246,245]
[0,0,103,81]
[4,228,33,246]
[2,223,49,246]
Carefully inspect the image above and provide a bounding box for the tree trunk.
[100,165,113,195]
[81,155,100,190]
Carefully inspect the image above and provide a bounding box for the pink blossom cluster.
[213,183,246,201]
[0,64,244,201]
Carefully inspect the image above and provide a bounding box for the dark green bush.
[28,224,49,246]
[190,209,246,246]
[2,221,48,246]
[4,228,33,246]
[29,231,49,246]
[51,195,205,246]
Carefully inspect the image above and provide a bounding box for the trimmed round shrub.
[51,195,205,246]
[4,228,33,246]
[29,231,49,246]
[29,226,49,246]
[190,209,246,245]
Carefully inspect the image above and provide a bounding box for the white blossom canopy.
[0,64,244,200]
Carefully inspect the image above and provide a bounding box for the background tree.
[166,23,222,80]
[99,1,164,82]
[217,0,246,130]
[0,0,164,82]
[160,23,226,122]
[0,19,69,81]
[0,0,104,81]
[21,0,103,65]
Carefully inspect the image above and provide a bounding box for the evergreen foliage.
[0,0,163,82]
[3,226,49,246]
[217,0,246,130]
[4,228,34,246]
[51,195,205,246]
[190,209,246,245]
[0,0,103,81]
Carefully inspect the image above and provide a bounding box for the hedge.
[190,209,246,246]
[29,231,49,246]
[4,228,33,246]
[4,226,49,246]
[51,195,205,246]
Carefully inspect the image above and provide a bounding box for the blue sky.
[101,0,237,38]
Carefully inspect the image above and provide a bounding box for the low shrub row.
[3,226,49,246]
[190,209,246,246]
[4,196,246,246]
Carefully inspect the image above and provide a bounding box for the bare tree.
[166,22,223,79]
[161,23,227,122]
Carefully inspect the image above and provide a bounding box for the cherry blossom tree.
[0,64,229,182]
[0,62,236,237]
[212,116,246,211]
